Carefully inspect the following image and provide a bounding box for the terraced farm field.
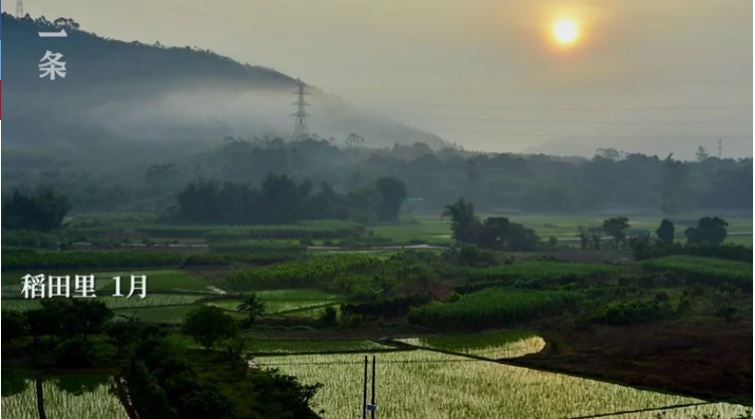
[257,350,752,419]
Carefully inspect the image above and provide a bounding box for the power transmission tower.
[16,0,24,17]
[291,79,310,141]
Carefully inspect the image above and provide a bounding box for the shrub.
[182,306,239,349]
[591,299,674,325]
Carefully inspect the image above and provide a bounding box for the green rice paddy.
[42,375,128,419]
[257,350,751,419]
[1,373,38,419]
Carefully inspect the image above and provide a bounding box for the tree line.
[172,173,407,224]
[12,136,751,215]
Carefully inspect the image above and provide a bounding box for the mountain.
[1,14,446,175]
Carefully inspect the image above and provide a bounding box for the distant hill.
[1,14,446,173]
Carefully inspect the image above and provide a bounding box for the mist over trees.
[5,136,751,218]
[1,15,750,219]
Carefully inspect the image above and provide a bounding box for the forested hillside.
[1,14,444,179]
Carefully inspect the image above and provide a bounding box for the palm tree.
[237,293,265,326]
[442,198,480,243]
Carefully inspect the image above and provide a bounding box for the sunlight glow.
[553,19,580,45]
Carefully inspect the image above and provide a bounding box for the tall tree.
[236,293,266,326]
[656,219,675,243]
[183,306,239,349]
[602,217,630,250]
[376,177,408,221]
[442,198,480,244]
[660,154,688,216]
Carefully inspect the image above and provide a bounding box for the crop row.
[467,261,614,285]
[408,288,581,329]
[642,255,752,290]
[226,254,382,290]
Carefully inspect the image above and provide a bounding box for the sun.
[553,19,580,45]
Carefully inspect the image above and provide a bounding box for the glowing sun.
[553,19,580,45]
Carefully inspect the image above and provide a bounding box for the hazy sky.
[11,0,753,158]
